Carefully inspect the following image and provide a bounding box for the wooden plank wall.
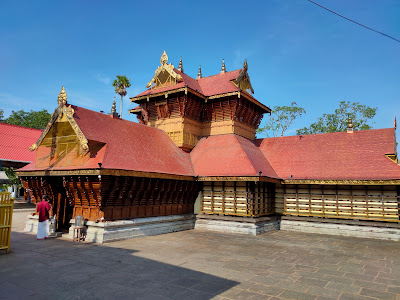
[140,93,264,129]
[99,176,199,221]
[21,176,200,222]
[203,98,263,129]
[140,93,203,122]
[21,177,55,204]
[201,181,274,217]
[276,184,400,222]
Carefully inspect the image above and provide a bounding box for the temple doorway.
[51,179,73,232]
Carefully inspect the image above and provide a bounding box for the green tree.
[2,167,19,185]
[296,101,377,135]
[0,109,4,122]
[112,75,131,118]
[257,103,306,137]
[5,109,51,129]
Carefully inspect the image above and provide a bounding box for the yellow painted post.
[0,192,13,253]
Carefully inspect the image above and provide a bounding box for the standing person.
[37,195,51,240]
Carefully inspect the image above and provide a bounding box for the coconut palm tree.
[112,75,131,118]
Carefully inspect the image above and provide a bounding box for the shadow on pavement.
[0,231,239,299]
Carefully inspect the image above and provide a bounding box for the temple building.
[17,51,400,242]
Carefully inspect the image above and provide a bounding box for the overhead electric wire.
[307,0,400,43]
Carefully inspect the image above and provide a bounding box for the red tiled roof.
[0,122,42,163]
[17,103,400,181]
[19,105,195,176]
[256,128,400,180]
[132,68,268,112]
[197,70,241,96]
[190,134,279,178]
[133,69,241,98]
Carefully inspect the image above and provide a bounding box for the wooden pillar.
[321,185,325,217]
[365,185,369,219]
[335,185,339,217]
[295,185,299,215]
[233,181,237,215]
[222,181,225,215]
[283,184,287,214]
[308,184,311,216]
[397,186,400,220]
[211,181,214,213]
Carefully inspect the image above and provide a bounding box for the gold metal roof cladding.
[146,51,182,89]
[29,86,89,152]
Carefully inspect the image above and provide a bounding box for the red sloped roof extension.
[190,134,279,178]
[256,128,400,180]
[0,122,42,163]
[20,106,195,176]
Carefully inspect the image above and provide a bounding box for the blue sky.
[0,0,399,142]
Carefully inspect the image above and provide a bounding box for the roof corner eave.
[198,176,281,183]
[283,179,400,185]
[130,86,206,103]
[16,168,196,181]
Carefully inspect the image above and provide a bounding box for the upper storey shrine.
[130,51,271,152]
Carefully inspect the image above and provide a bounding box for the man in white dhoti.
[36,195,51,240]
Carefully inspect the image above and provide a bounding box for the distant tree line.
[257,101,377,137]
[0,109,51,130]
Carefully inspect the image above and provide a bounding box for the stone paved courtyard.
[1,210,400,300]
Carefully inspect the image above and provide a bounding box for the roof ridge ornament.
[160,50,168,65]
[394,117,397,130]
[146,51,182,89]
[178,56,183,73]
[243,59,248,71]
[233,59,254,94]
[220,59,226,74]
[58,86,67,107]
[30,86,88,152]
[347,115,354,133]
[110,96,119,118]
[197,65,202,79]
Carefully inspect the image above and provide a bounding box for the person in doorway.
[36,195,52,240]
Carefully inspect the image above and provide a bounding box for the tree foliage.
[3,167,19,185]
[257,103,306,137]
[0,109,4,122]
[296,101,377,135]
[4,109,51,129]
[112,75,131,118]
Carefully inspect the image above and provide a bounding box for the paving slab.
[0,210,400,299]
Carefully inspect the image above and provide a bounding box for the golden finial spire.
[243,59,248,71]
[111,96,116,114]
[160,50,168,65]
[178,56,183,72]
[221,59,226,73]
[57,86,67,107]
[395,117,397,130]
[197,65,202,79]
[347,115,354,133]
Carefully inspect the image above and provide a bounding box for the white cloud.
[95,73,111,85]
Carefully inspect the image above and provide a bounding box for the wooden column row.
[279,184,400,222]
[201,181,276,217]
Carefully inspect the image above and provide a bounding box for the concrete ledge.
[68,214,196,243]
[281,219,400,241]
[195,214,280,235]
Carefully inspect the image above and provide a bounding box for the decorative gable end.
[232,59,254,94]
[146,51,183,90]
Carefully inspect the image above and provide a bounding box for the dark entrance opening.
[50,177,73,232]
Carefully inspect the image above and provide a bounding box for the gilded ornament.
[58,86,67,107]
[146,51,182,89]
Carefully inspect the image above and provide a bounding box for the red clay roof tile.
[190,134,279,178]
[256,128,400,180]
[0,122,42,163]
